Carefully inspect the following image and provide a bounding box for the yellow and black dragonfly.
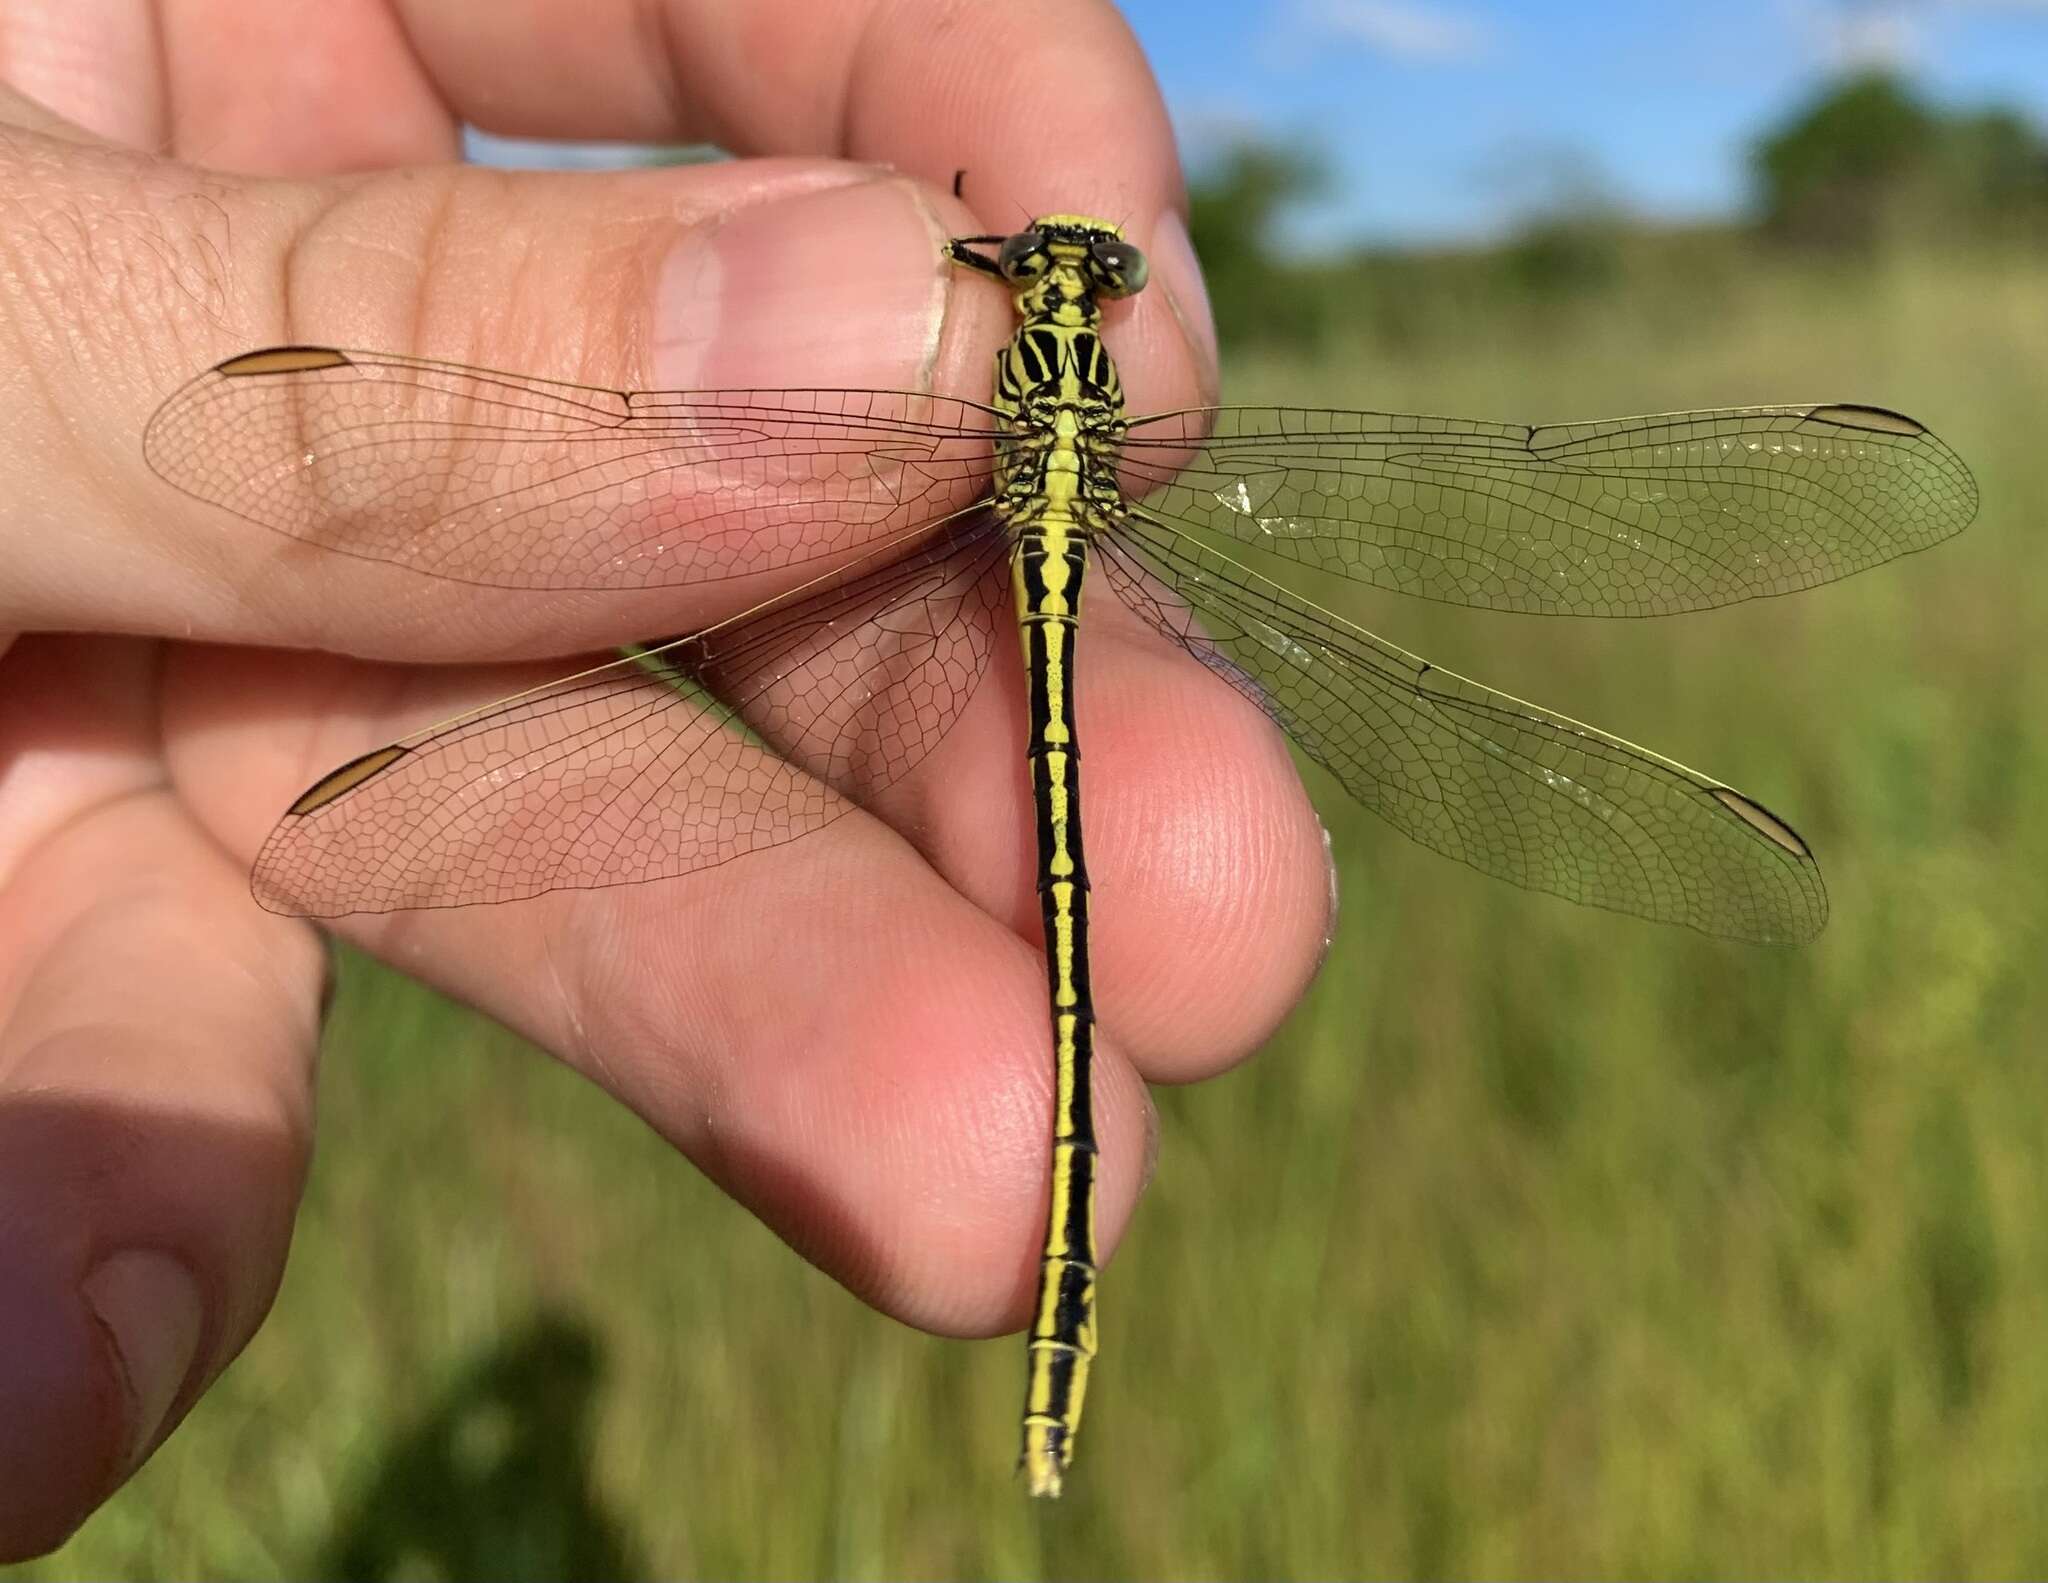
[144,215,1976,1496]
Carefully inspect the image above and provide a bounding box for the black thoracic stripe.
[1028,328,1064,383]
[1071,330,1102,387]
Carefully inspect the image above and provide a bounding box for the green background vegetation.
[15,74,2047,1579]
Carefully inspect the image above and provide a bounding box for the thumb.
[0,115,1031,658]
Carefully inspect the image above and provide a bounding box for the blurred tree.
[1752,71,2048,246]
[1933,105,2048,220]
[1754,73,1937,244]
[1482,143,1629,295]
[1187,142,1332,348]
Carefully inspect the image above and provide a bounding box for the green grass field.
[16,242,2045,1579]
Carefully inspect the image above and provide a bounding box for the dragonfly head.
[949,215,1149,319]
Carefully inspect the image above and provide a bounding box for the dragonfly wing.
[1119,403,1975,616]
[1098,511,1828,943]
[147,346,1001,589]
[254,517,1012,916]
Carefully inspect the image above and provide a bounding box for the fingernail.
[653,179,951,391]
[81,1251,202,1471]
[1149,210,1220,405]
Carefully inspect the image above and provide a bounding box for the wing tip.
[285,743,410,816]
[1807,403,1981,534]
[1710,785,1814,861]
[1703,786,1830,945]
[248,877,303,917]
[147,350,354,481]
[213,345,354,378]
[1806,402,1926,438]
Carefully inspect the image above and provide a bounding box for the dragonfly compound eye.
[1086,238,1149,298]
[997,230,1051,282]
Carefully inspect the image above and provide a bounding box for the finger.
[398,0,1216,398]
[173,570,1328,1085]
[0,146,1206,647]
[0,643,321,1558]
[0,1,455,171]
[161,605,1331,1328]
[1,147,934,640]
[887,596,1336,1079]
[397,0,1188,241]
[160,637,1154,1341]
[9,0,1177,220]
[0,0,1211,394]
[140,0,1182,222]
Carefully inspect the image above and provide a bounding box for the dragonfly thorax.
[946,215,1145,430]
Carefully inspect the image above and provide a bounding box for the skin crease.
[0,0,1334,1557]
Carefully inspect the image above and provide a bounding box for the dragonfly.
[144,214,1977,1497]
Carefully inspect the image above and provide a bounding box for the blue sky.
[1118,0,2048,245]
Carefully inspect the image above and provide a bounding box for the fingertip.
[985,622,1332,1083]
[1148,209,1220,407]
[0,1249,124,1561]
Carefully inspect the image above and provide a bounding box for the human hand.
[0,0,1333,1555]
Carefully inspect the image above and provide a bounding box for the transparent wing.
[146,346,1002,589]
[1097,510,1827,943]
[253,517,1012,916]
[1119,403,1975,616]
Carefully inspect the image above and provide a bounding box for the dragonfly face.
[954,214,1149,315]
[144,208,1976,1498]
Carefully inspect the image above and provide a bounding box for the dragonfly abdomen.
[1003,382,1107,1504]
[1014,523,1100,1498]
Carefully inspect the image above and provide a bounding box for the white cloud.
[1170,92,1271,151]
[1787,0,2048,72]
[1279,0,1496,65]
[1818,3,1926,69]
